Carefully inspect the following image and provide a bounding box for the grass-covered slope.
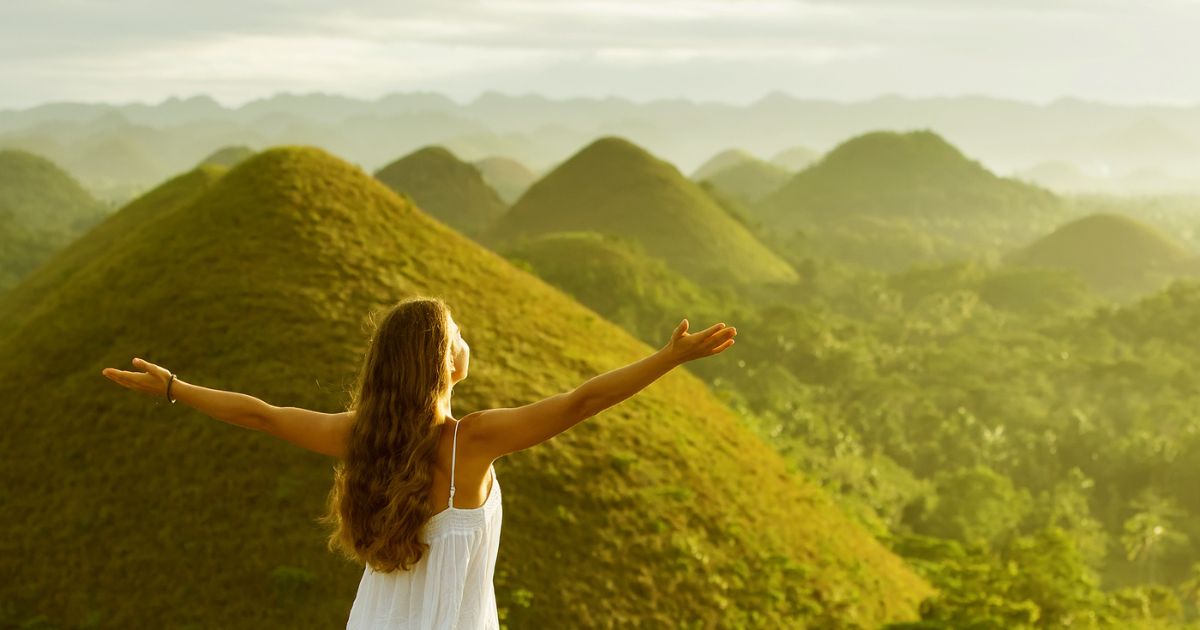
[0,146,929,629]
[374,145,507,238]
[473,156,538,204]
[0,149,109,292]
[485,136,798,286]
[1007,213,1195,298]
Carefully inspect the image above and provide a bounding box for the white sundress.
[346,420,503,629]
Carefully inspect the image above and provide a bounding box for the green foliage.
[913,466,1032,545]
[891,528,1126,629]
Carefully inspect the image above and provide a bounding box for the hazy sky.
[1,0,1196,110]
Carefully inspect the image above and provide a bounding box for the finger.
[703,326,735,346]
[675,318,688,338]
[133,357,166,378]
[104,368,150,390]
[700,332,735,354]
[102,369,134,388]
[709,338,735,354]
[697,322,726,338]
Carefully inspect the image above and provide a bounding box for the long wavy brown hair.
[319,296,456,572]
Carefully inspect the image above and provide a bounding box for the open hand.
[101,357,174,398]
[662,318,736,364]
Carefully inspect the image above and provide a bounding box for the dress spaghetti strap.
[448,420,460,509]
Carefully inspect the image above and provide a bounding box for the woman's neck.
[436,390,454,421]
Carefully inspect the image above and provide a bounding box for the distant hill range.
[4,91,1199,200]
[0,145,929,628]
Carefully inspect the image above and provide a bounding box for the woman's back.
[346,418,503,629]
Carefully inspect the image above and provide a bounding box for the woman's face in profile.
[448,314,469,383]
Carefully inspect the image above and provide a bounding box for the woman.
[101,296,737,628]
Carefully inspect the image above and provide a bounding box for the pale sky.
[1,0,1196,110]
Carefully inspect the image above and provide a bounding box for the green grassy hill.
[755,130,1068,271]
[1006,213,1195,298]
[474,156,538,204]
[692,148,758,181]
[199,145,256,168]
[759,129,1061,226]
[0,149,109,293]
[485,136,798,286]
[701,158,791,207]
[375,145,508,238]
[0,146,930,629]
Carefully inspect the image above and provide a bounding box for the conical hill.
[0,149,109,292]
[1007,213,1195,297]
[374,145,507,238]
[486,137,798,286]
[758,129,1061,229]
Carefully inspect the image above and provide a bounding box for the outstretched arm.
[465,318,736,459]
[101,358,352,458]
